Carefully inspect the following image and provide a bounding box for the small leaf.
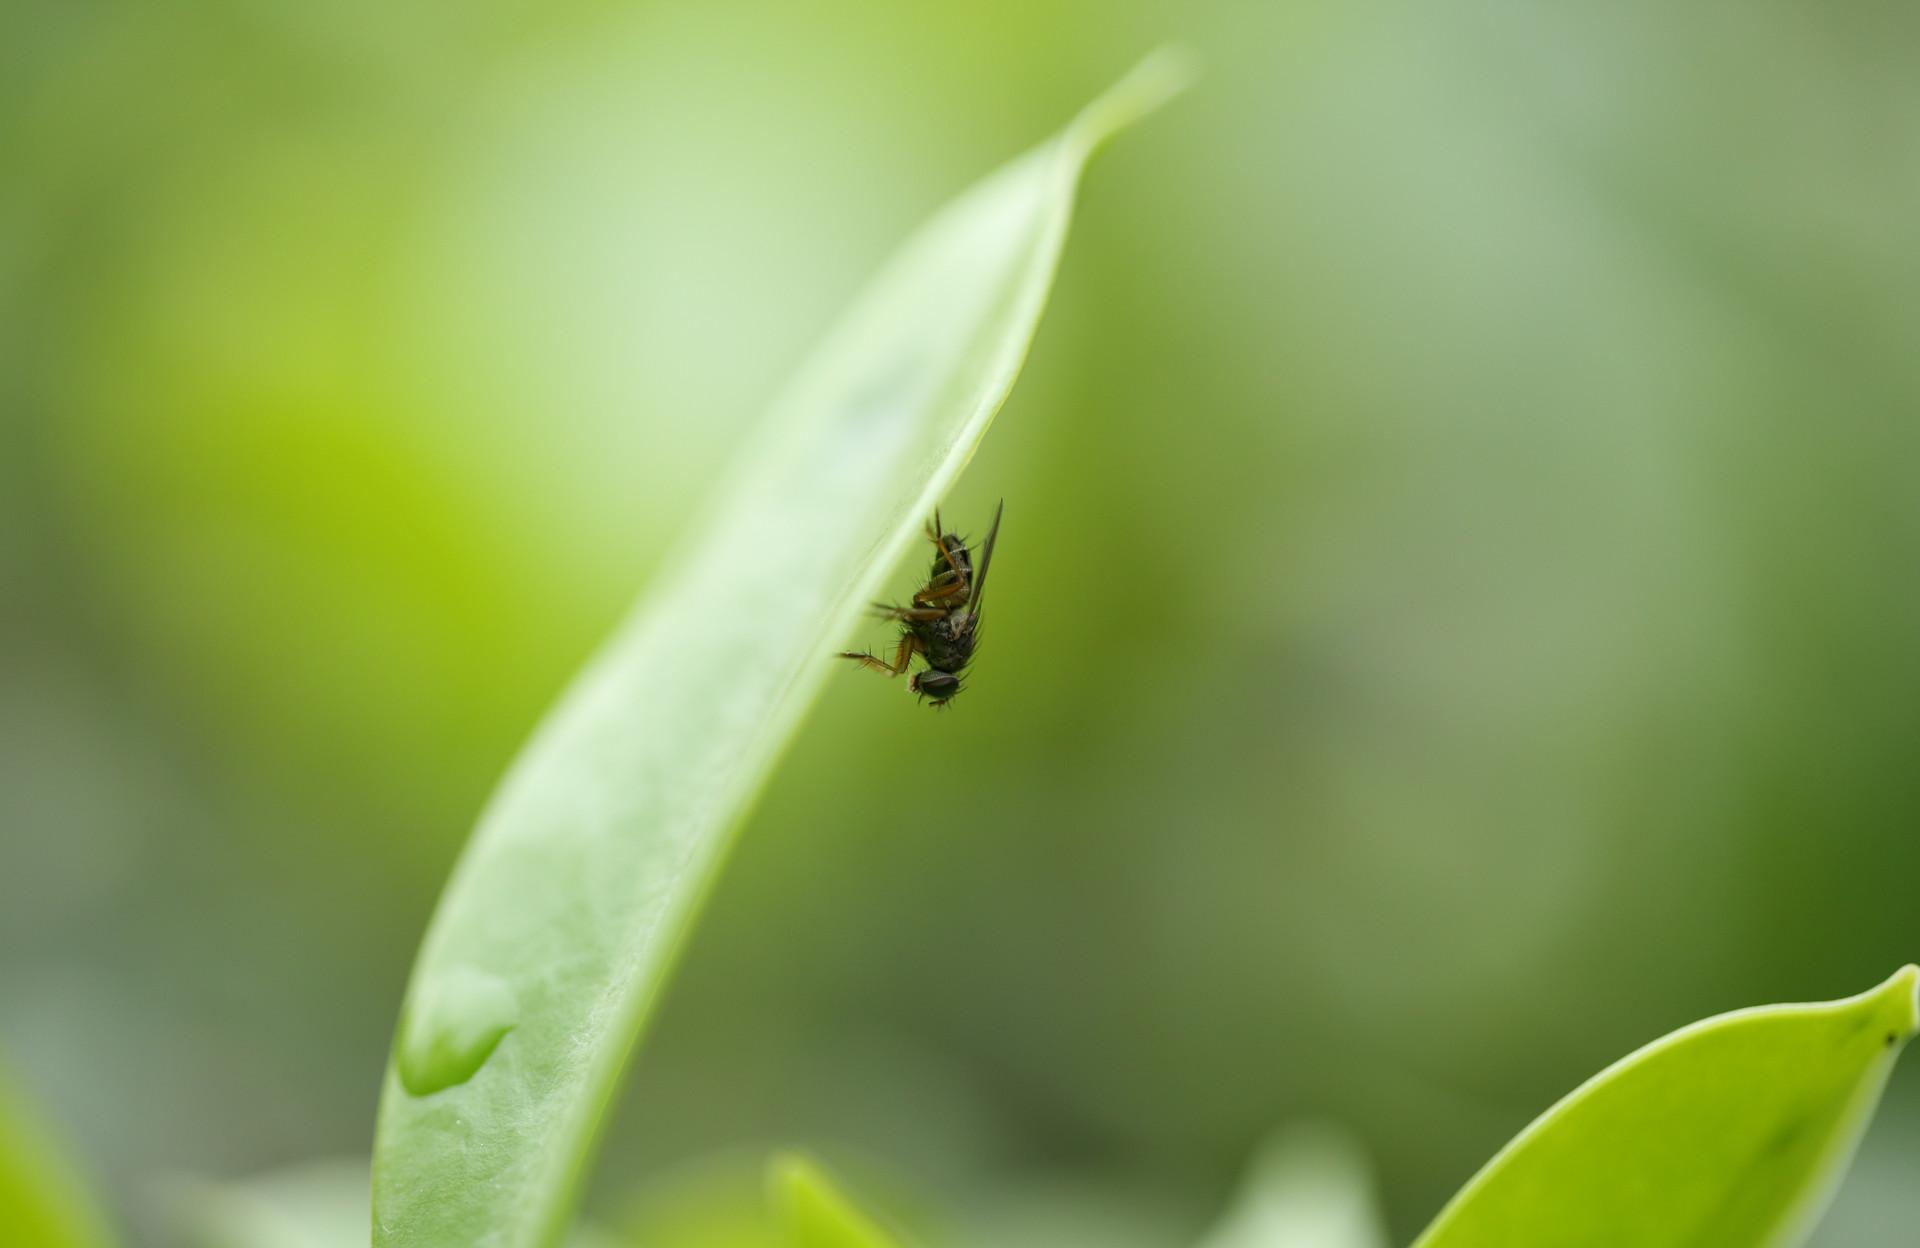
[769,1155,903,1248]
[1196,1125,1387,1248]
[0,1076,114,1248]
[371,50,1193,1248]
[1414,966,1920,1248]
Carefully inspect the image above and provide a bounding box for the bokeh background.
[6,0,1920,1243]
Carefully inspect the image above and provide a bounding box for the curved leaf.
[1414,966,1920,1248]
[371,49,1193,1248]
[769,1155,902,1248]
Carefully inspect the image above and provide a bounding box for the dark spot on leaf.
[1763,1117,1809,1157]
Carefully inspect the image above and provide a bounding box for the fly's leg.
[871,602,946,623]
[838,630,920,677]
[839,652,900,676]
[913,556,969,607]
[917,511,971,601]
[912,577,967,607]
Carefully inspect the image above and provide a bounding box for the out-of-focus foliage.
[616,1157,785,1248]
[0,1074,113,1248]
[1197,1127,1387,1248]
[161,1160,626,1248]
[5,0,1920,1243]
[1417,969,1919,1247]
[770,1156,902,1248]
[161,1161,378,1248]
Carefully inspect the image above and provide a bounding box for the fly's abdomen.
[919,617,974,674]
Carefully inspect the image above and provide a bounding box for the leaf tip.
[1880,963,1920,1041]
[766,1152,831,1227]
[1068,45,1202,154]
[767,1153,899,1247]
[1121,43,1206,106]
[766,1151,810,1195]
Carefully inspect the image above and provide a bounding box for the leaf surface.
[1415,967,1920,1248]
[370,50,1192,1248]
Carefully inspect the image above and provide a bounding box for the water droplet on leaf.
[396,966,518,1096]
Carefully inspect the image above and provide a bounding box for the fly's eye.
[915,672,960,698]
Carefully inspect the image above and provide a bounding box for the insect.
[838,500,1003,707]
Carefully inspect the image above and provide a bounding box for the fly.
[838,500,1003,708]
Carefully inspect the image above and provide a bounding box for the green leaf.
[769,1155,903,1248]
[0,1076,114,1248]
[371,49,1193,1248]
[1196,1125,1387,1248]
[1414,966,1920,1248]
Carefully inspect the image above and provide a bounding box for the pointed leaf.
[1415,966,1920,1248]
[371,50,1193,1248]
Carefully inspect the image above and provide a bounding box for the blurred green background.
[6,0,1920,1243]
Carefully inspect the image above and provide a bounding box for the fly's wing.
[965,499,1005,616]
